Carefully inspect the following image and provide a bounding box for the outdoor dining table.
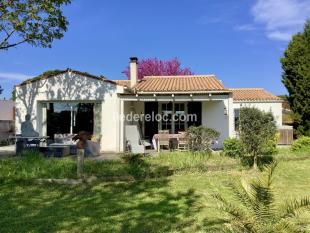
[152,133,186,151]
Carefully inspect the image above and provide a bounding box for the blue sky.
[1,0,310,99]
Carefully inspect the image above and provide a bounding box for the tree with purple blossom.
[123,58,193,80]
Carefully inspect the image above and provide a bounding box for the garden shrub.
[239,107,277,169]
[240,154,274,169]
[291,136,310,151]
[186,126,220,153]
[261,133,279,155]
[223,138,243,157]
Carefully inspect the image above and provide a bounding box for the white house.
[15,57,283,152]
[0,100,15,141]
[230,88,283,131]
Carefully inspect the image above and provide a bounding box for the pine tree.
[281,20,310,137]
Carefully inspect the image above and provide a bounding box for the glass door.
[160,102,188,133]
[47,102,95,139]
[47,103,71,139]
[161,102,173,133]
[144,102,158,140]
[73,103,94,133]
[174,103,186,133]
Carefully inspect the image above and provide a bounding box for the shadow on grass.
[240,155,274,170]
[0,177,202,233]
[120,154,174,180]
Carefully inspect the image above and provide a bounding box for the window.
[47,102,94,139]
[161,102,172,132]
[73,103,94,133]
[160,102,188,133]
[174,103,186,133]
[234,109,240,132]
[47,103,71,137]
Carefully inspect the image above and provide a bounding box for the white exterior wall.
[15,72,125,152]
[233,101,282,127]
[201,95,234,148]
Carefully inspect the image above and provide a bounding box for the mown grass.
[0,148,309,232]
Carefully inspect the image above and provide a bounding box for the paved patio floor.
[0,145,15,158]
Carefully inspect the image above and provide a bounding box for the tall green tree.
[281,20,310,137]
[0,0,71,50]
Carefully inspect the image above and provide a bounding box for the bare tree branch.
[0,38,28,50]
[0,29,15,48]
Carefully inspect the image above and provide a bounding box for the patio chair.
[125,125,150,154]
[158,130,170,151]
[177,131,188,151]
[137,124,152,149]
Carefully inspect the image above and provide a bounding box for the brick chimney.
[130,57,138,88]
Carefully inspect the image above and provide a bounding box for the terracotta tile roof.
[114,80,130,87]
[230,88,282,102]
[133,75,227,93]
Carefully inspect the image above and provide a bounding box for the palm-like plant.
[213,163,310,233]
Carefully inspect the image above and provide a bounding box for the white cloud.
[0,72,32,82]
[251,0,310,41]
[267,31,293,41]
[234,24,258,31]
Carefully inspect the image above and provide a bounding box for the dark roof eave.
[234,99,283,103]
[123,89,232,95]
[16,69,117,87]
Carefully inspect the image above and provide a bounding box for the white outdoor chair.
[136,124,152,149]
[125,125,151,154]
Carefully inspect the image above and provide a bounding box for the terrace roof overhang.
[119,91,232,102]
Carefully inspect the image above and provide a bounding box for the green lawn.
[0,150,310,233]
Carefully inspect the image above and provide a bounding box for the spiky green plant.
[213,163,310,233]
